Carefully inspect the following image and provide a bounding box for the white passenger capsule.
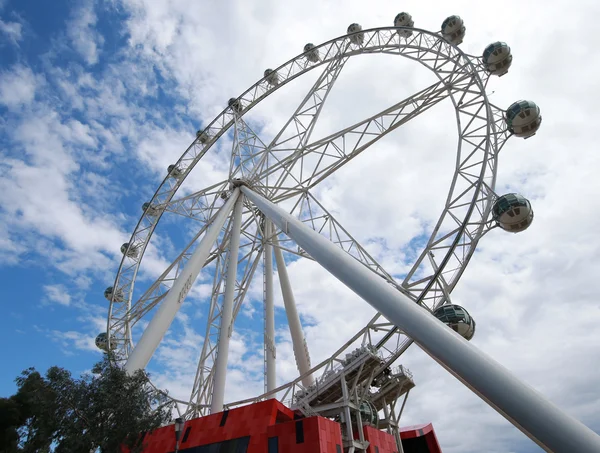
[394,12,414,37]
[264,69,279,86]
[95,332,116,352]
[505,100,542,138]
[433,304,476,340]
[303,43,320,63]
[228,98,242,113]
[482,41,512,76]
[120,242,139,259]
[492,193,534,233]
[104,286,124,303]
[441,15,466,46]
[142,202,159,217]
[196,129,209,144]
[347,23,364,45]
[167,164,182,179]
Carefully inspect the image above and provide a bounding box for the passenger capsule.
[505,100,542,138]
[95,332,116,351]
[394,12,414,37]
[142,202,159,217]
[104,286,124,303]
[347,23,364,45]
[433,304,475,340]
[196,129,209,144]
[303,43,320,63]
[492,193,534,233]
[358,401,378,426]
[482,41,512,76]
[120,242,139,259]
[264,69,279,86]
[441,15,466,46]
[167,164,183,179]
[228,97,243,113]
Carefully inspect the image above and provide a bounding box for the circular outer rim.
[107,25,498,407]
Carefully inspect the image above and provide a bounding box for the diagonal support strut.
[240,185,600,453]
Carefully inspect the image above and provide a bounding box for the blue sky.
[2,1,600,452]
[0,0,212,392]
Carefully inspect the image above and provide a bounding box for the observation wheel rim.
[106,25,497,410]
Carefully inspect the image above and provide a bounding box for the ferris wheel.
[95,13,600,453]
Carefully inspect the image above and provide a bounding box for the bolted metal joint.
[229,178,249,190]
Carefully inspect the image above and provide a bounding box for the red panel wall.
[123,399,294,453]
[362,425,398,453]
[266,414,343,452]
[122,399,439,453]
[400,423,442,453]
[123,399,347,453]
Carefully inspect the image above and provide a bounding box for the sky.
[1,0,600,452]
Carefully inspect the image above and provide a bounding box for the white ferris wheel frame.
[108,23,501,413]
[102,24,600,453]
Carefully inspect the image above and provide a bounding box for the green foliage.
[0,355,172,453]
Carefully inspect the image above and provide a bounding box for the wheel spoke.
[104,25,525,443]
[277,190,410,296]
[252,71,473,202]
[229,116,271,180]
[163,180,229,222]
[258,51,350,161]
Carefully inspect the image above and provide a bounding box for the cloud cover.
[1,1,600,452]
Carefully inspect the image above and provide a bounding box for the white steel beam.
[125,189,241,374]
[241,185,600,453]
[211,194,245,413]
[272,233,315,388]
[264,219,277,392]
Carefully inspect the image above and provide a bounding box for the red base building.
[124,399,442,453]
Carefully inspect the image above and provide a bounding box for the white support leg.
[264,219,277,393]
[210,194,244,413]
[272,233,314,388]
[125,189,241,374]
[241,185,600,453]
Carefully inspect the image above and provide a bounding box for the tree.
[0,355,172,453]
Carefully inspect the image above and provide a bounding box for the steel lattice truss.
[106,26,516,417]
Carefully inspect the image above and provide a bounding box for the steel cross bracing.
[163,180,229,223]
[276,190,405,292]
[230,114,270,180]
[108,206,258,361]
[225,101,512,410]
[108,28,489,353]
[241,186,600,453]
[249,52,350,188]
[161,68,488,309]
[370,102,512,353]
[107,26,503,421]
[185,197,264,418]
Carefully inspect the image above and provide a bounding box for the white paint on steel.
[264,219,277,392]
[272,233,315,387]
[124,189,241,374]
[242,186,600,453]
[211,194,245,413]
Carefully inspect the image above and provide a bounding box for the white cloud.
[0,17,22,44]
[50,329,100,354]
[43,284,72,306]
[4,1,600,452]
[67,0,104,65]
[112,1,600,450]
[0,64,37,108]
